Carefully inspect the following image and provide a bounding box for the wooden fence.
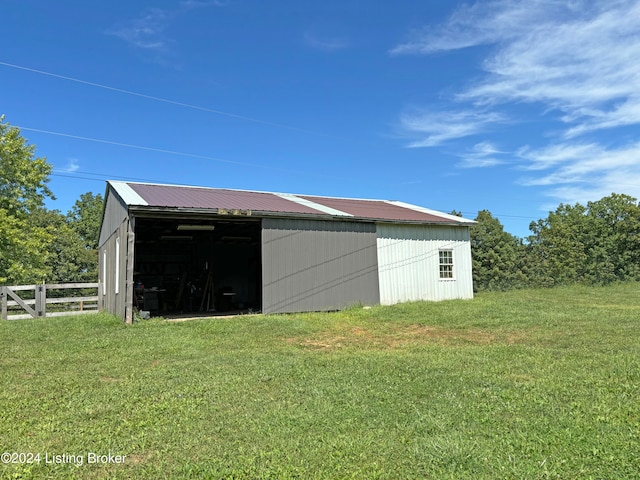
[0,283,99,320]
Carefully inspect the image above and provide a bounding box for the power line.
[0,61,330,137]
[0,57,348,185]
[51,170,167,185]
[17,125,318,175]
[460,211,534,220]
[18,126,250,166]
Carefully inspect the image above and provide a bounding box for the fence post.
[1,287,7,320]
[35,284,46,317]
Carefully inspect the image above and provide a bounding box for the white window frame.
[439,249,454,280]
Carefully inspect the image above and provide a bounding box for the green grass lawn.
[1,284,639,479]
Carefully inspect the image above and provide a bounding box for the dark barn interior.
[133,217,262,316]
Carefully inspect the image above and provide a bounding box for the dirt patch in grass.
[286,324,528,350]
[126,452,154,465]
[297,337,348,350]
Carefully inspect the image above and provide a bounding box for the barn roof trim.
[109,181,148,206]
[107,181,475,225]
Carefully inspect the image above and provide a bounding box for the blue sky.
[3,0,640,238]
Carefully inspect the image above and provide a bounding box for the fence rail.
[0,282,99,320]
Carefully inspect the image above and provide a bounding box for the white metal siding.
[376,223,473,304]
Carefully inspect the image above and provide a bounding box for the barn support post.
[1,287,7,320]
[124,222,135,324]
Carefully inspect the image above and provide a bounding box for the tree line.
[470,193,640,291]
[0,116,102,285]
[3,115,639,291]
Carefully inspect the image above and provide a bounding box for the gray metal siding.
[262,218,380,314]
[98,219,130,318]
[98,188,129,248]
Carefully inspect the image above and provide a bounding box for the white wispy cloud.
[456,2,640,120]
[61,158,80,173]
[520,141,640,184]
[517,140,640,203]
[392,0,640,204]
[457,141,506,168]
[303,32,351,51]
[391,0,572,55]
[107,2,229,55]
[180,0,232,8]
[516,143,601,171]
[399,109,507,147]
[108,8,171,51]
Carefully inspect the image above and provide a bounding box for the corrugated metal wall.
[376,223,473,304]
[98,188,129,248]
[98,219,130,318]
[262,218,380,313]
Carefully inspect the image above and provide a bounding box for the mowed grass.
[1,284,639,479]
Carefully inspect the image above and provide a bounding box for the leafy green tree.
[65,192,104,280]
[0,115,53,216]
[33,209,97,283]
[527,203,589,287]
[0,116,54,284]
[0,209,52,284]
[583,194,640,283]
[526,194,640,286]
[470,210,528,291]
[67,192,103,250]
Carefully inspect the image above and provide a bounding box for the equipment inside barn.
[133,217,261,315]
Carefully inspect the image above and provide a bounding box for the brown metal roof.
[128,183,321,215]
[298,196,452,223]
[115,182,471,224]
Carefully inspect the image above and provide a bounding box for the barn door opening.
[133,217,261,317]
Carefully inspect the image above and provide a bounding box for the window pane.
[439,251,452,264]
[439,250,454,278]
[439,265,453,278]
